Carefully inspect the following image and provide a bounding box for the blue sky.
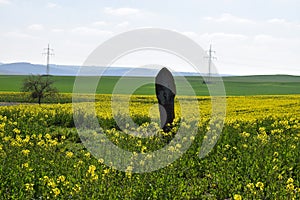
[0,0,299,75]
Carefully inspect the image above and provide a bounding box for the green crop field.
[0,75,300,96]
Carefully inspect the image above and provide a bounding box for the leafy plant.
[22,75,58,104]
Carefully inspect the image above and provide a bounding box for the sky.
[0,0,300,75]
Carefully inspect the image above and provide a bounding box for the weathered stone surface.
[155,67,176,132]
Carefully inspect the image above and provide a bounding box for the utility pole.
[205,44,216,83]
[43,44,54,75]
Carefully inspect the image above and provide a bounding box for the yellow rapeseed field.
[0,94,299,199]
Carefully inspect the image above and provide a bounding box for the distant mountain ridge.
[0,62,230,77]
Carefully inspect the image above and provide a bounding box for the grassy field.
[1,75,300,96]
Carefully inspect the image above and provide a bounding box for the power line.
[204,44,217,83]
[43,44,54,75]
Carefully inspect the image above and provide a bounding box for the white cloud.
[104,7,141,16]
[254,34,276,43]
[27,24,44,31]
[116,21,129,28]
[92,21,108,26]
[2,31,37,39]
[0,0,10,5]
[204,13,255,24]
[267,18,300,28]
[200,32,249,41]
[253,34,300,47]
[71,27,112,36]
[51,28,64,33]
[47,2,60,8]
[267,18,287,24]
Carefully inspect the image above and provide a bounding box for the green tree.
[22,75,58,104]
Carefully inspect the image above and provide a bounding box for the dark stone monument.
[155,67,176,132]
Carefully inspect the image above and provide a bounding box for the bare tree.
[22,75,58,104]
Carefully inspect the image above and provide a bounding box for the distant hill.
[0,62,78,76]
[0,62,79,76]
[0,62,230,77]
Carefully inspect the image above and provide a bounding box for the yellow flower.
[3,136,10,142]
[22,135,30,143]
[259,127,266,133]
[86,165,98,181]
[25,183,34,191]
[126,171,132,179]
[137,140,142,147]
[22,162,29,168]
[223,157,227,161]
[72,184,81,193]
[286,183,294,192]
[52,187,60,197]
[256,182,264,191]
[126,165,133,172]
[43,175,49,183]
[103,168,110,174]
[287,177,294,184]
[87,165,96,174]
[16,135,22,143]
[63,181,70,187]
[57,175,66,183]
[98,158,104,164]
[47,179,56,188]
[257,133,268,144]
[141,146,147,153]
[241,131,250,137]
[74,160,84,168]
[168,146,175,152]
[91,174,99,181]
[21,149,30,156]
[37,140,45,146]
[13,128,21,134]
[278,174,283,180]
[233,194,242,200]
[84,152,91,158]
[246,183,254,190]
[65,151,73,158]
[273,152,279,157]
[45,134,51,140]
[78,160,83,165]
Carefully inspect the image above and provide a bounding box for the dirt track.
[0,102,24,106]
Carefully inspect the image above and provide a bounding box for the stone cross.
[155,67,176,132]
